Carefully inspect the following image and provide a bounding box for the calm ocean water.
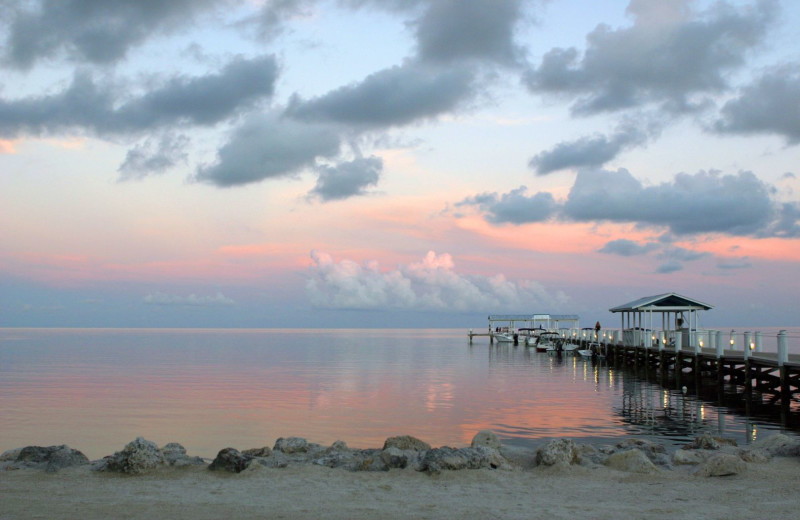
[1,327,799,460]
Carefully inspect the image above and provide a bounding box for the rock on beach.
[0,445,89,472]
[3,431,799,480]
[94,438,204,473]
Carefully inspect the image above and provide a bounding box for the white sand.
[2,457,799,520]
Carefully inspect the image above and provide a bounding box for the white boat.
[534,332,561,352]
[548,342,579,353]
[520,327,545,347]
[543,333,579,354]
[494,332,515,343]
[577,342,603,359]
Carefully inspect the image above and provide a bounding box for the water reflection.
[0,328,797,459]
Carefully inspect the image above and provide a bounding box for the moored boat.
[494,332,515,343]
[534,331,561,352]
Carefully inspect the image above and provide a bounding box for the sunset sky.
[1,0,799,328]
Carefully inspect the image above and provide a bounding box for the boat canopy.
[488,314,579,331]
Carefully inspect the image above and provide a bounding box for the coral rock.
[101,437,166,474]
[471,430,502,450]
[535,439,580,466]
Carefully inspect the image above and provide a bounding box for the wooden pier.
[471,327,800,418]
[592,339,800,409]
[472,293,799,414]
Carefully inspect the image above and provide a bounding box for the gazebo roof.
[609,293,713,313]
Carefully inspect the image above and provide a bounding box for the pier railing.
[546,328,797,364]
[478,325,800,413]
[476,326,797,361]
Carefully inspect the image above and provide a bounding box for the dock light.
[749,341,755,351]
[699,340,704,348]
[730,330,735,347]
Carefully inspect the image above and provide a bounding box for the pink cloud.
[0,140,16,154]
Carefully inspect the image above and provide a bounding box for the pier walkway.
[471,291,799,411]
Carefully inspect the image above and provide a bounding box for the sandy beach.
[3,435,799,520]
[3,458,800,520]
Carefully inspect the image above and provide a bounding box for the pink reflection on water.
[5,328,794,460]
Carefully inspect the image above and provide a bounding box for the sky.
[1,0,799,329]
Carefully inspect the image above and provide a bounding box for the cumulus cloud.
[457,186,557,224]
[2,0,225,69]
[523,0,775,115]
[143,291,235,306]
[195,113,341,187]
[0,55,279,138]
[598,239,659,256]
[286,62,476,128]
[765,202,800,238]
[310,156,382,201]
[714,65,800,144]
[118,134,189,180]
[247,0,315,41]
[116,55,279,128]
[563,168,774,235]
[412,0,524,66]
[529,122,650,174]
[462,167,787,238]
[305,250,568,312]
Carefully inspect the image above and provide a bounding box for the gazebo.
[609,293,713,348]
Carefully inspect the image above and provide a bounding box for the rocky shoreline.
[3,431,800,477]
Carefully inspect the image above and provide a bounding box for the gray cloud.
[659,246,708,262]
[464,167,783,237]
[714,65,800,144]
[2,0,225,69]
[413,0,524,66]
[248,0,315,40]
[765,202,800,238]
[718,258,753,269]
[457,186,557,224]
[656,261,683,274]
[116,55,279,129]
[563,168,774,235]
[195,113,341,187]
[118,134,190,180]
[310,156,382,201]
[0,54,278,138]
[0,71,115,137]
[286,62,476,128]
[523,0,775,115]
[598,239,659,256]
[529,122,650,174]
[600,239,708,274]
